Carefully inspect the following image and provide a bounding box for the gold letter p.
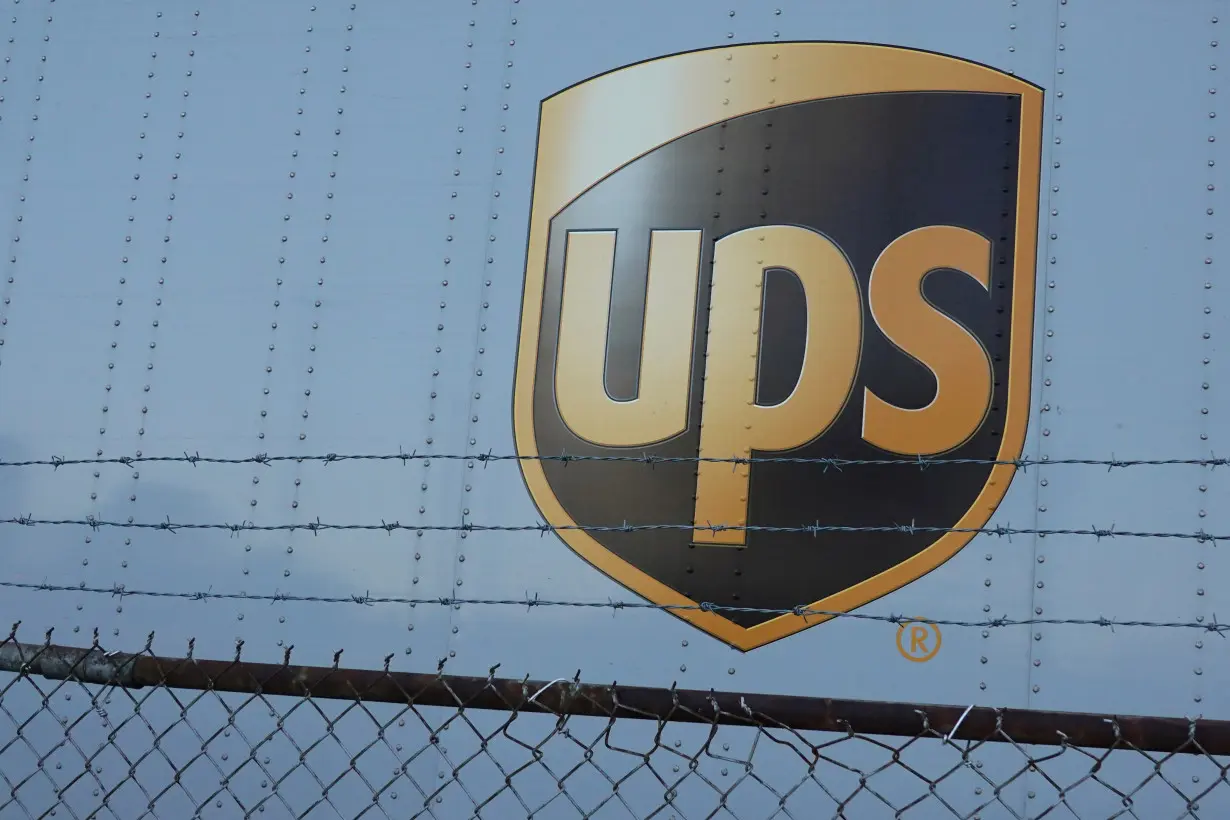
[692,225,863,546]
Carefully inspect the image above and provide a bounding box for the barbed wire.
[1,514,1222,542]
[3,579,1228,634]
[0,449,1226,471]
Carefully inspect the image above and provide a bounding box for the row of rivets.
[0,5,49,367]
[246,0,300,605]
[719,0,783,679]
[733,0,775,681]
[1194,9,1219,707]
[677,4,753,684]
[674,2,748,683]
[411,1,494,659]
[443,0,521,666]
[247,2,345,631]
[246,1,305,614]
[1026,1,1068,703]
[123,10,197,641]
[978,1,1024,705]
[276,1,356,639]
[12,4,55,627]
[88,7,182,642]
[723,0,778,680]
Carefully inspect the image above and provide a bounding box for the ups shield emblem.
[513,43,1043,650]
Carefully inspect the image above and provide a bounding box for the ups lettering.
[555,224,993,547]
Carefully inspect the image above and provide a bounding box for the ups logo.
[514,43,1042,650]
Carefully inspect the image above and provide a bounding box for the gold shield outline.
[513,41,1043,651]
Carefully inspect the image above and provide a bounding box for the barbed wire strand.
[3,580,1227,635]
[0,449,1226,471]
[1,515,1222,542]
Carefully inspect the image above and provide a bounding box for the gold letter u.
[555,229,702,447]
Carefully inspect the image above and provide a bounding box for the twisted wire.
[4,580,1228,634]
[0,450,1225,471]
[0,515,1221,542]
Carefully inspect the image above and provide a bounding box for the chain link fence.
[0,631,1227,819]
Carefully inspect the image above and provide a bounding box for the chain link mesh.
[0,632,1226,820]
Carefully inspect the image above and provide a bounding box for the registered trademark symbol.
[896,619,942,662]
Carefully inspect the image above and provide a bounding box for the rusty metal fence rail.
[1,631,1228,819]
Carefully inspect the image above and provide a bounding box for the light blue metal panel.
[512,0,734,101]
[1207,0,1230,758]
[0,0,467,667]
[1019,2,1229,816]
[0,11,47,237]
[1027,0,1211,713]
[2,4,164,655]
[777,0,1028,74]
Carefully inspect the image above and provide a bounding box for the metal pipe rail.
[1,639,1225,757]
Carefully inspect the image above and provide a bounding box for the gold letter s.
[862,226,994,456]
